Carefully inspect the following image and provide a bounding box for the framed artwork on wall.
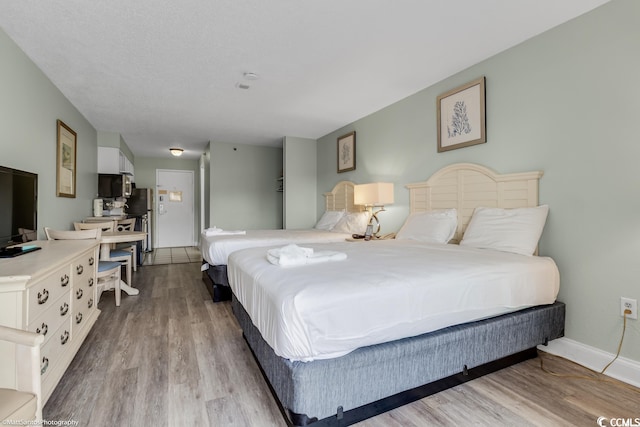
[56,119,77,198]
[437,76,486,152]
[337,131,356,173]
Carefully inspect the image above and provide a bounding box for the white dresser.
[0,240,101,404]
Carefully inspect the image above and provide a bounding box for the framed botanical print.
[437,77,486,152]
[337,131,356,173]
[56,119,77,198]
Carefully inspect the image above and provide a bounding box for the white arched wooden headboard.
[406,163,543,242]
[323,181,364,213]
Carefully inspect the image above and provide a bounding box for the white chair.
[115,218,137,272]
[18,228,37,242]
[44,227,122,306]
[0,325,45,423]
[73,221,132,287]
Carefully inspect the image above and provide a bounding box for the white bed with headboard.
[405,162,543,242]
[200,181,366,300]
[227,163,565,426]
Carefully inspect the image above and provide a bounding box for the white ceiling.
[0,0,609,159]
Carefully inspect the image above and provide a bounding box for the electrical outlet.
[620,297,638,320]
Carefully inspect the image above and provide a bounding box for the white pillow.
[331,211,371,234]
[460,205,549,256]
[396,209,458,244]
[314,210,345,230]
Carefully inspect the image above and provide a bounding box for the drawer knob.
[88,298,93,309]
[88,277,94,287]
[76,289,83,299]
[36,322,48,336]
[60,274,69,287]
[60,330,70,345]
[41,357,49,375]
[60,302,69,316]
[76,264,84,275]
[37,289,49,305]
[89,256,95,266]
[75,313,83,324]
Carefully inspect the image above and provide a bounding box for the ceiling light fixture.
[243,72,259,80]
[170,148,184,156]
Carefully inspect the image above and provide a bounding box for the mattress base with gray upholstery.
[232,296,565,426]
[201,263,231,301]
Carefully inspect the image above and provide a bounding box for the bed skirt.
[232,296,565,426]
[201,263,231,301]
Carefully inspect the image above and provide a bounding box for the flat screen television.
[0,166,38,250]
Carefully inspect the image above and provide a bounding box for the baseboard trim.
[538,337,640,388]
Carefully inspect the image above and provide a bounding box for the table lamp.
[354,182,394,236]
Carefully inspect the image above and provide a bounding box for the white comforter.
[228,240,560,362]
[200,229,351,265]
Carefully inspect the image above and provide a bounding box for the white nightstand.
[346,233,395,242]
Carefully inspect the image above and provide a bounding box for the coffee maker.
[93,199,103,217]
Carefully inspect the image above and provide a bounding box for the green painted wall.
[317,0,640,362]
[209,141,283,230]
[283,136,317,229]
[96,130,120,148]
[0,29,98,235]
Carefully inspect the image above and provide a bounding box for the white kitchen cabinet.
[98,146,134,176]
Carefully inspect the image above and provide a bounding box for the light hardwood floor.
[44,262,639,426]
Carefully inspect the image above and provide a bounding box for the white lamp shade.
[354,182,394,206]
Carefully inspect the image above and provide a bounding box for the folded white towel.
[267,244,347,267]
[267,243,313,258]
[267,244,313,265]
[204,227,246,236]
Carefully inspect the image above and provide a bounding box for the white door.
[156,169,194,248]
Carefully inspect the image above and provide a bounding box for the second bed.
[200,180,366,300]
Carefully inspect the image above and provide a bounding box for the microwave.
[98,174,132,198]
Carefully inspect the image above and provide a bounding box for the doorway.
[156,169,194,248]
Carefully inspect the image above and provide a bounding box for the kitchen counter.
[84,215,128,222]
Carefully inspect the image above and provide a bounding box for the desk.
[100,231,146,296]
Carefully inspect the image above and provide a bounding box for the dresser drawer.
[75,275,96,305]
[72,288,96,333]
[27,292,72,345]
[39,317,72,382]
[27,265,72,321]
[73,250,97,288]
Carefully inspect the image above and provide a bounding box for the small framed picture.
[56,120,77,198]
[437,77,486,152]
[337,131,356,173]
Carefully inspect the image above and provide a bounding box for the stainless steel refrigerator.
[127,188,153,254]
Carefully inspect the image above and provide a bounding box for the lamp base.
[369,208,385,237]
